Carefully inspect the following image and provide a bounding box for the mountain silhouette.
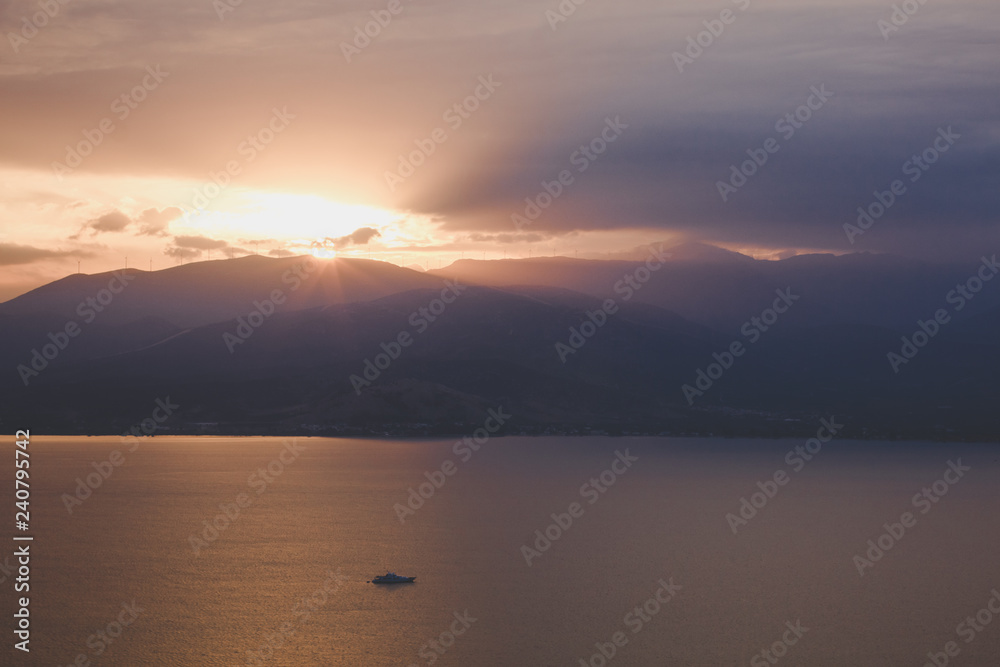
[2,246,998,439]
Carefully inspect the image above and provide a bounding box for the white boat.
[370,571,416,584]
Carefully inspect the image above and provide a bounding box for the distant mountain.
[0,255,443,329]
[430,245,1000,332]
[2,248,999,439]
[583,241,752,263]
[0,286,720,433]
[658,241,756,264]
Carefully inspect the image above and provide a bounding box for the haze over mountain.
[430,242,1000,332]
[2,243,999,439]
[0,255,444,328]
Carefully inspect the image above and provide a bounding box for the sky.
[0,0,997,300]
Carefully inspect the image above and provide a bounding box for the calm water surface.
[5,435,1000,666]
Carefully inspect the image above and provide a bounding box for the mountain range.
[2,243,998,440]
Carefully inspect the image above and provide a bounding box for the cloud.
[0,1,996,261]
[138,207,183,236]
[163,246,202,260]
[268,249,295,257]
[75,207,180,238]
[88,210,132,234]
[172,235,229,250]
[0,243,90,266]
[466,232,549,244]
[313,227,381,250]
[164,234,230,261]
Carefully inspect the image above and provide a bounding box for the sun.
[309,246,338,259]
[244,193,396,239]
[181,191,399,248]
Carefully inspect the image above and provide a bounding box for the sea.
[5,435,1000,666]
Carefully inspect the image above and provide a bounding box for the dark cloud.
[164,234,230,260]
[88,211,131,234]
[0,1,996,260]
[138,207,183,236]
[163,246,201,260]
[172,235,229,250]
[314,227,382,250]
[0,243,91,266]
[75,207,180,239]
[466,232,550,244]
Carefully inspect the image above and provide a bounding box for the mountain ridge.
[2,245,999,439]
